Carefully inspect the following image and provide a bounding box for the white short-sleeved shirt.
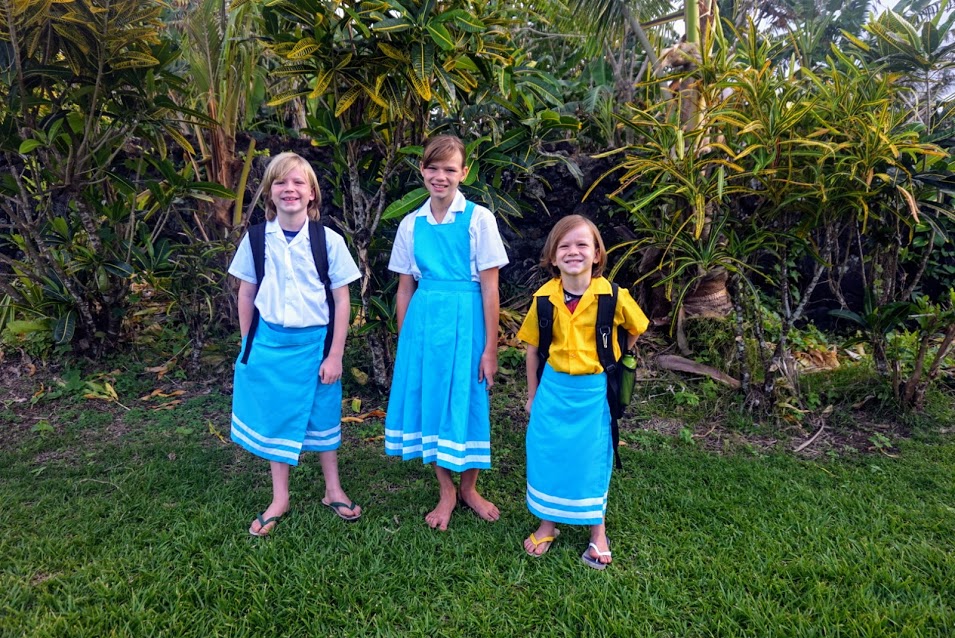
[388,190,509,281]
[229,220,360,327]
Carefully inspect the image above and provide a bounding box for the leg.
[425,465,458,531]
[523,519,559,556]
[458,468,500,522]
[318,450,361,519]
[249,460,291,535]
[586,521,612,565]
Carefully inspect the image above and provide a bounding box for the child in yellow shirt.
[517,215,649,569]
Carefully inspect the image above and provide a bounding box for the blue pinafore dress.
[385,201,492,471]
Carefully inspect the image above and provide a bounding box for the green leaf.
[446,9,485,32]
[828,309,864,326]
[335,86,363,116]
[371,17,413,33]
[52,310,76,345]
[378,42,410,62]
[426,23,455,50]
[103,261,135,278]
[266,88,311,107]
[462,160,478,186]
[285,38,320,60]
[412,40,435,82]
[189,182,237,199]
[308,69,335,99]
[382,188,429,220]
[339,125,373,144]
[19,139,43,154]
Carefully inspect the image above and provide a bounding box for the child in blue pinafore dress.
[229,152,363,536]
[518,215,648,568]
[385,135,509,531]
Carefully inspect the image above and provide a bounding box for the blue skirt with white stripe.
[385,279,491,471]
[526,364,612,525]
[231,319,342,465]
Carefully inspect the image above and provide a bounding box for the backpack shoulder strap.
[240,223,267,365]
[596,283,625,469]
[308,220,335,359]
[250,222,266,284]
[595,283,618,373]
[308,221,331,286]
[535,295,554,383]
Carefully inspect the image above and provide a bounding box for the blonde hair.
[258,152,321,221]
[422,134,466,168]
[540,214,607,278]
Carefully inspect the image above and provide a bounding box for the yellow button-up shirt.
[517,277,649,375]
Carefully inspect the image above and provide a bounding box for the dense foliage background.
[1,0,953,419]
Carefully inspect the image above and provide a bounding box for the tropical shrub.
[593,21,947,411]
[0,0,229,355]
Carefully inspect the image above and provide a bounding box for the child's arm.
[525,344,539,414]
[626,333,639,352]
[395,274,417,334]
[319,284,351,384]
[237,280,258,337]
[619,288,649,353]
[478,267,500,388]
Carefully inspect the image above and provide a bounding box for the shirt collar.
[264,218,308,239]
[415,190,466,220]
[536,277,610,296]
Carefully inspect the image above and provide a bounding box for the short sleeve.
[325,229,361,289]
[517,297,541,347]
[388,213,417,275]
[617,288,650,337]
[472,207,509,271]
[228,232,257,284]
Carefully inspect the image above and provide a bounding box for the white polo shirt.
[229,220,360,327]
[388,191,509,281]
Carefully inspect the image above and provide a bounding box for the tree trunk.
[355,241,393,389]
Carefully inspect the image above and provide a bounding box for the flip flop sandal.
[581,538,612,570]
[525,529,560,557]
[249,511,285,537]
[323,500,361,522]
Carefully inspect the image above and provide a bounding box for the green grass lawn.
[2,387,954,637]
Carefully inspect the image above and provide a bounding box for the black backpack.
[239,221,335,365]
[535,283,627,468]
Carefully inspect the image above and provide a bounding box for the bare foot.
[322,489,361,520]
[425,485,457,530]
[459,489,500,522]
[249,500,288,536]
[523,525,559,556]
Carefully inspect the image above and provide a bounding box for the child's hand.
[478,350,497,388]
[319,357,343,384]
[524,396,533,414]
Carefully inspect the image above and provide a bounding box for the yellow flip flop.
[525,528,560,556]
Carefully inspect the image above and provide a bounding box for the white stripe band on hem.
[305,426,341,438]
[526,494,605,520]
[232,426,300,461]
[437,451,491,465]
[527,483,607,508]
[232,413,300,448]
